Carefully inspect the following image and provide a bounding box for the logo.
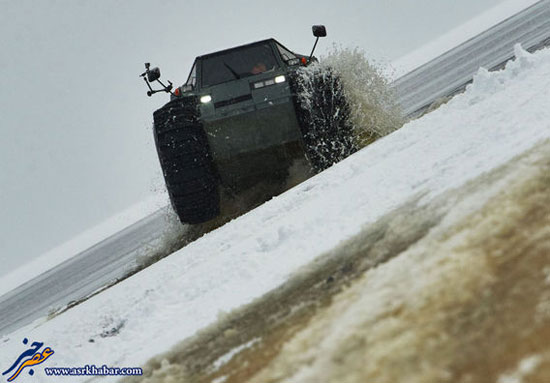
[2,338,54,382]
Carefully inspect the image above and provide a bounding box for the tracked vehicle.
[141,26,357,224]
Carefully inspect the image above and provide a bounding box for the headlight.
[252,75,286,90]
[200,95,212,103]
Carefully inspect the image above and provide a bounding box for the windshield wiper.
[223,61,241,80]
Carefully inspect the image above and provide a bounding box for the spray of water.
[297,46,404,148]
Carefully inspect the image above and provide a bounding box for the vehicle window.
[185,62,197,87]
[201,43,279,87]
[276,43,297,62]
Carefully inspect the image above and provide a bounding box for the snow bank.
[240,140,550,383]
[1,45,550,382]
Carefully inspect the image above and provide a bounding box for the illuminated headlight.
[200,95,212,103]
[252,75,286,90]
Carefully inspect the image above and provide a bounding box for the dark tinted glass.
[201,43,278,87]
[276,43,296,62]
[185,62,197,87]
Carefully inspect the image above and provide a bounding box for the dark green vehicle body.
[150,26,355,224]
[173,39,309,188]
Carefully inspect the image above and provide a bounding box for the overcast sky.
[0,0,506,273]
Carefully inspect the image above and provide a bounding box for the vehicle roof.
[196,38,281,60]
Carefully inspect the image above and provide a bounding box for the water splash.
[296,46,404,148]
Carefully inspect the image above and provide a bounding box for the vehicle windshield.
[201,42,279,87]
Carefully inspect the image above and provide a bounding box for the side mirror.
[312,25,327,38]
[140,62,173,97]
[308,25,327,63]
[147,67,161,82]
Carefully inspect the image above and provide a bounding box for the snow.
[242,142,549,382]
[2,45,550,381]
[391,0,541,77]
[498,355,543,383]
[0,193,168,297]
[212,338,260,370]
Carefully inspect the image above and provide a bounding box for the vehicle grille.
[214,94,252,108]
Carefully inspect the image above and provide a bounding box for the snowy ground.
[134,132,550,383]
[1,44,549,382]
[188,138,550,383]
